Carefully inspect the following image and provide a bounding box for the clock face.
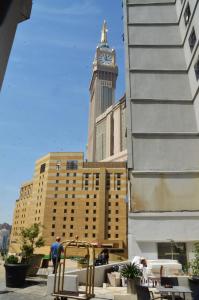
[98,53,113,65]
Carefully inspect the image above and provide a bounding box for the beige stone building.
[10,152,128,258]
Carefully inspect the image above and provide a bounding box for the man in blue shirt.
[50,237,64,274]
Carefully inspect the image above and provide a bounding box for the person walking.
[50,236,64,274]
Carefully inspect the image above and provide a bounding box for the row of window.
[53,201,97,206]
[51,215,120,223]
[51,232,119,238]
[183,2,199,81]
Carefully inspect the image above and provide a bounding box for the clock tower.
[87,21,118,162]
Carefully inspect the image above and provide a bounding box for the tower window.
[184,3,191,25]
[189,27,196,52]
[66,160,78,170]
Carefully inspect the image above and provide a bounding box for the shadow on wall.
[0,0,12,26]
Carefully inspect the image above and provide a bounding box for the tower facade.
[123,0,199,262]
[87,21,118,162]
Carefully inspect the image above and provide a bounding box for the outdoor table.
[156,285,192,300]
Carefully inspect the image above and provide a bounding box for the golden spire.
[101,20,108,44]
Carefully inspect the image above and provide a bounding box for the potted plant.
[188,242,199,298]
[120,262,142,294]
[4,223,45,287]
[4,255,29,287]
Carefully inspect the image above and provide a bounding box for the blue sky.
[0,0,125,224]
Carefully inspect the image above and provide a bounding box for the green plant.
[189,242,199,276]
[6,255,19,264]
[120,263,142,279]
[20,223,45,263]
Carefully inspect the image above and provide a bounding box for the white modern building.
[123,0,199,263]
[0,0,32,90]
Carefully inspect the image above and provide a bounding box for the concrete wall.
[0,0,32,90]
[123,0,199,260]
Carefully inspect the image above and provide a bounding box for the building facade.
[10,152,128,257]
[0,0,32,90]
[87,21,127,162]
[96,95,127,162]
[123,0,199,261]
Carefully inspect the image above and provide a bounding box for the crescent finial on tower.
[100,20,109,48]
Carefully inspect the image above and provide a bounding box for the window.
[85,225,88,229]
[70,225,73,229]
[64,209,67,213]
[85,180,88,185]
[63,217,66,221]
[71,217,74,221]
[86,209,89,213]
[56,173,59,177]
[85,173,89,178]
[115,225,119,230]
[116,195,119,199]
[93,217,96,222]
[93,202,96,206]
[194,58,199,80]
[72,194,75,199]
[115,234,119,238]
[51,232,55,236]
[96,180,99,185]
[70,233,73,237]
[71,209,74,213]
[52,224,55,228]
[56,180,59,184]
[66,180,69,184]
[65,194,68,199]
[115,218,119,222]
[93,225,96,229]
[40,163,46,174]
[73,187,75,191]
[93,210,96,214]
[52,216,56,221]
[157,242,187,269]
[55,186,58,191]
[86,202,89,206]
[117,173,121,178]
[108,202,111,206]
[54,194,57,198]
[96,173,99,178]
[54,201,57,205]
[73,180,76,184]
[66,187,68,191]
[87,194,89,198]
[85,233,88,237]
[56,161,61,170]
[63,225,66,229]
[108,234,111,238]
[62,232,65,237]
[94,194,96,198]
[189,27,196,52]
[184,3,191,25]
[116,202,119,206]
[66,173,69,176]
[92,233,96,238]
[85,217,89,221]
[66,160,78,170]
[108,210,111,214]
[64,201,67,206]
[53,209,56,213]
[73,173,76,177]
[72,202,75,206]
[108,218,111,222]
